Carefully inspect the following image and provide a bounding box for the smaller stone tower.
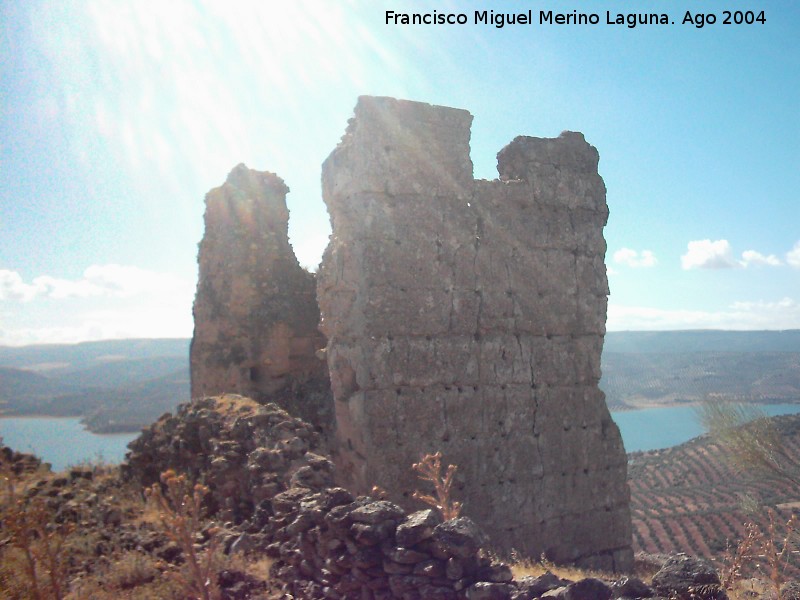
[190,164,329,428]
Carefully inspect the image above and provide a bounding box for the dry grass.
[506,555,785,600]
[212,394,261,418]
[1,464,73,600]
[507,553,613,583]
[65,550,182,600]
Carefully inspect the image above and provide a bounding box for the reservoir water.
[0,417,138,471]
[613,403,800,453]
[3,403,800,471]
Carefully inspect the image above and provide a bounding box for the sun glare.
[41,0,393,206]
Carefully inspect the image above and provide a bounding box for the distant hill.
[73,370,191,433]
[2,331,799,431]
[604,329,800,353]
[54,355,189,389]
[0,366,64,405]
[0,338,189,372]
[628,413,800,570]
[0,338,190,432]
[601,330,800,410]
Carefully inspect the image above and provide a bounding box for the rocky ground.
[0,394,791,599]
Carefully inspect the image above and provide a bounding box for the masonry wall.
[190,164,331,429]
[317,97,632,570]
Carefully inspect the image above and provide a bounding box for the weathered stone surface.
[317,96,631,568]
[466,582,512,600]
[611,576,654,598]
[563,577,613,600]
[122,394,330,522]
[396,509,441,547]
[430,517,487,559]
[191,164,331,430]
[515,572,567,599]
[650,554,720,598]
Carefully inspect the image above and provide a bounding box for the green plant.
[145,470,221,600]
[411,451,462,520]
[697,399,800,486]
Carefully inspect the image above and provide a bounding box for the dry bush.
[411,451,462,520]
[0,547,41,600]
[145,469,221,600]
[720,524,760,590]
[700,400,800,597]
[747,510,799,599]
[0,464,72,600]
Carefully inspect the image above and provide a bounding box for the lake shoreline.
[0,413,141,436]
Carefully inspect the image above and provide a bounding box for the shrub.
[145,470,221,600]
[412,451,462,520]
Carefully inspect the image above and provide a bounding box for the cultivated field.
[628,414,800,567]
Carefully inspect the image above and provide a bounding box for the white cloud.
[681,239,739,270]
[682,239,787,270]
[0,270,39,301]
[0,264,189,302]
[608,297,800,331]
[0,304,194,346]
[613,248,657,268]
[0,264,195,345]
[740,250,781,268]
[787,241,800,268]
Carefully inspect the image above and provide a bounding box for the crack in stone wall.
[317,97,632,571]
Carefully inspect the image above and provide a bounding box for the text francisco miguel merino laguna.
[388,9,676,28]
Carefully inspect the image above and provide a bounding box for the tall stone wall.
[191,164,331,429]
[317,97,632,570]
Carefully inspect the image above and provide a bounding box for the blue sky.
[1,0,798,345]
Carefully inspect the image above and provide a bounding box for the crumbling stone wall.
[317,97,632,570]
[190,164,331,429]
[124,394,666,597]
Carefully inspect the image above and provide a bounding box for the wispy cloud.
[0,270,39,302]
[0,265,188,302]
[613,248,657,268]
[0,304,194,346]
[608,297,800,331]
[0,265,195,345]
[787,241,800,269]
[681,239,784,270]
[740,250,781,268]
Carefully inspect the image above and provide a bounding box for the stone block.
[316,97,630,569]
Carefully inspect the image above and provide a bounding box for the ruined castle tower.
[190,164,330,428]
[317,97,632,570]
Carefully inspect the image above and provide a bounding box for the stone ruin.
[190,96,632,571]
[190,165,331,428]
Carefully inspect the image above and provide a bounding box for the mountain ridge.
[2,331,799,431]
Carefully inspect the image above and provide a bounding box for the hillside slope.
[602,351,800,409]
[628,413,800,562]
[0,339,190,431]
